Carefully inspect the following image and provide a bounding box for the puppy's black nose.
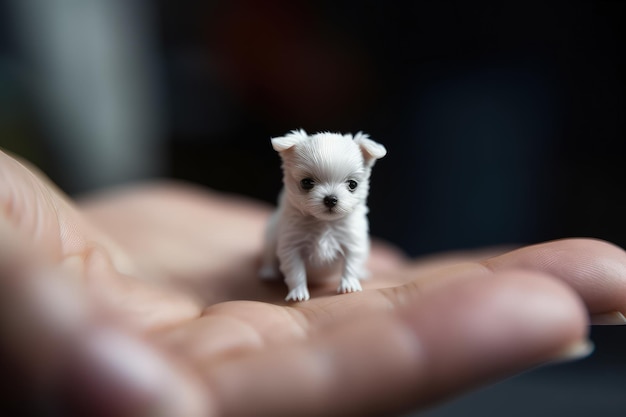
[323,195,338,208]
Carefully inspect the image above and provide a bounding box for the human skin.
[1,149,625,416]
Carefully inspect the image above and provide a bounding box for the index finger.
[298,238,626,329]
[484,238,626,319]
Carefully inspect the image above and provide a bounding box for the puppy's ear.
[353,132,387,167]
[271,129,309,152]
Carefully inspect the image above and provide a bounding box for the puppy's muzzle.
[323,195,338,209]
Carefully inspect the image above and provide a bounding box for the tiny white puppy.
[259,129,386,302]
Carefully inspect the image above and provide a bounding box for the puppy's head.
[272,129,386,220]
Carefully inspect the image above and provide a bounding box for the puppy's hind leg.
[259,213,280,280]
[259,248,279,280]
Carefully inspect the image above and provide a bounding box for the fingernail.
[550,339,595,364]
[590,311,626,325]
[78,328,210,417]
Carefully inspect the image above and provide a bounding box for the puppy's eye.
[300,178,315,191]
[347,180,358,191]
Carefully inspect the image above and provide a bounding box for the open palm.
[2,149,625,417]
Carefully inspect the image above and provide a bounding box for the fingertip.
[487,238,626,315]
[397,269,589,405]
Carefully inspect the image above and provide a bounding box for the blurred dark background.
[1,1,625,415]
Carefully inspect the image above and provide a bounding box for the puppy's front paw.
[337,277,363,294]
[285,285,310,302]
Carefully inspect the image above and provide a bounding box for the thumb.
[0,217,209,416]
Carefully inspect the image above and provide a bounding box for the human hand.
[1,149,625,416]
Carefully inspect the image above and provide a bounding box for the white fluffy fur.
[260,129,386,302]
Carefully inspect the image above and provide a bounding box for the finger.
[368,238,409,272]
[153,238,626,362]
[484,238,626,320]
[0,218,209,417]
[79,183,271,282]
[364,238,626,324]
[79,183,284,304]
[203,270,590,417]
